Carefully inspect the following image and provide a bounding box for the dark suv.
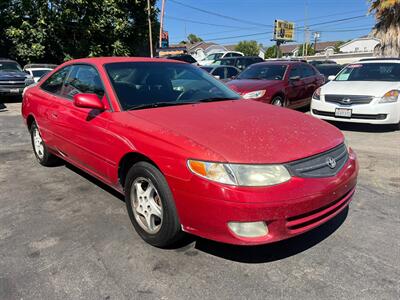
[213,56,264,70]
[0,58,34,97]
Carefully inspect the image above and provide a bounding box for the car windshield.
[204,53,223,61]
[31,69,51,77]
[105,62,240,110]
[0,62,23,72]
[237,64,287,80]
[335,63,400,82]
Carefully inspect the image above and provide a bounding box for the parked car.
[24,63,57,82]
[227,61,325,108]
[315,64,344,81]
[0,58,34,97]
[22,57,358,247]
[200,65,240,81]
[213,56,264,71]
[311,59,400,128]
[165,54,197,65]
[309,60,337,66]
[198,51,244,66]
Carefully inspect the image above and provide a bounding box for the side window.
[61,65,105,99]
[236,58,248,70]
[41,67,71,94]
[212,67,226,79]
[302,65,316,77]
[224,53,234,58]
[289,66,301,78]
[226,67,239,78]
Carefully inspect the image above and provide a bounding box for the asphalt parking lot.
[1,100,399,300]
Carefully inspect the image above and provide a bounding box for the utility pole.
[313,32,320,52]
[159,0,166,48]
[147,0,154,57]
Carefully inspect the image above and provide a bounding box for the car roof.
[215,56,261,60]
[61,57,185,66]
[357,58,400,63]
[256,60,303,66]
[316,64,343,68]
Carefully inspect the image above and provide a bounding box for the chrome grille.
[286,143,348,178]
[325,94,373,105]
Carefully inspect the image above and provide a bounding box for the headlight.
[187,160,291,186]
[313,87,321,100]
[379,90,399,103]
[25,76,35,86]
[242,90,266,99]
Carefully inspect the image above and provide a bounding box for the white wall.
[340,38,380,53]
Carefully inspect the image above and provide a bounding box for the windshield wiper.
[197,97,239,102]
[126,101,193,111]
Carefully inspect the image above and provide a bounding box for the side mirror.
[73,93,105,110]
[328,75,336,81]
[289,76,301,81]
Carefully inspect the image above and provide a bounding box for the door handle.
[50,112,58,119]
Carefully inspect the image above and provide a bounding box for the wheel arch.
[118,152,160,189]
[26,114,36,130]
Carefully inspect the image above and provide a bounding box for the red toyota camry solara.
[22,57,358,247]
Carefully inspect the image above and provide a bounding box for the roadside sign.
[273,20,295,42]
[161,31,169,48]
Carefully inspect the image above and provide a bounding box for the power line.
[165,15,254,29]
[169,0,273,28]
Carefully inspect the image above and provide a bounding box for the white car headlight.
[188,160,291,186]
[379,90,399,103]
[242,90,266,99]
[313,87,321,100]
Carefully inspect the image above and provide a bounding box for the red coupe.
[227,61,325,108]
[22,57,358,247]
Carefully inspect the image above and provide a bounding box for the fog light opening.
[228,221,268,238]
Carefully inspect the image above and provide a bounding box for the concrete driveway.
[1,101,399,299]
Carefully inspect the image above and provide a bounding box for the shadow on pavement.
[328,120,398,133]
[0,95,22,104]
[59,156,348,263]
[191,207,348,263]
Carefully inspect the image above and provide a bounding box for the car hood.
[227,79,280,94]
[127,100,343,164]
[0,71,28,80]
[322,80,400,97]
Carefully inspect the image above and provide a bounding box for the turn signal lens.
[379,90,399,103]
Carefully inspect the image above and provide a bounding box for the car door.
[301,64,319,105]
[226,67,239,81]
[37,66,73,147]
[212,67,227,80]
[48,64,115,181]
[286,65,306,107]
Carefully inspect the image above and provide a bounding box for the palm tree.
[369,0,400,57]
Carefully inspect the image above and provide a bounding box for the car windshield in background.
[32,69,51,77]
[335,63,400,82]
[105,62,240,110]
[237,64,287,80]
[205,53,223,61]
[0,62,22,72]
[316,65,343,77]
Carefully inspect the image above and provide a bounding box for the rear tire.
[125,161,183,248]
[30,122,60,166]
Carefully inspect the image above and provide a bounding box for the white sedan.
[311,59,400,128]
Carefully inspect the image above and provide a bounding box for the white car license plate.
[335,108,352,118]
[10,88,20,93]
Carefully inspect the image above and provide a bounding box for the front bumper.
[311,97,400,125]
[0,84,25,95]
[169,148,358,245]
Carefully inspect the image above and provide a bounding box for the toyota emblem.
[326,157,337,169]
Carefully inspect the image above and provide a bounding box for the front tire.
[30,122,60,166]
[271,96,285,107]
[125,161,183,248]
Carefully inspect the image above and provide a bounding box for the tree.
[187,34,203,44]
[334,41,345,54]
[235,40,260,56]
[369,0,400,57]
[265,45,277,58]
[0,0,160,65]
[298,43,315,56]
